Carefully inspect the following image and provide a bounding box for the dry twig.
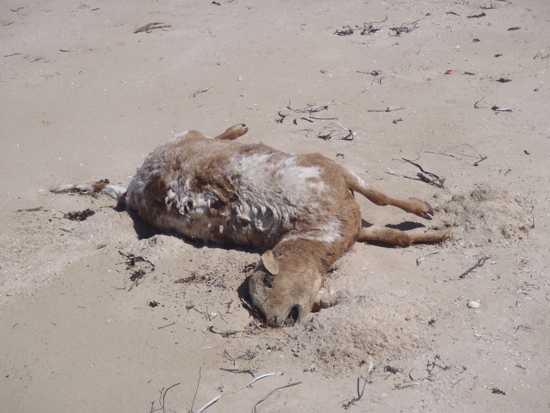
[389,16,425,36]
[316,122,354,141]
[197,372,282,413]
[189,87,212,99]
[342,362,374,409]
[459,256,488,279]
[159,382,180,413]
[134,22,171,34]
[367,107,404,112]
[252,382,302,413]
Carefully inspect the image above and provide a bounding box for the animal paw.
[408,198,434,220]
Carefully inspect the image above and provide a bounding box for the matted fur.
[51,124,448,327]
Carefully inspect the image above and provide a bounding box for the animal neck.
[274,237,346,273]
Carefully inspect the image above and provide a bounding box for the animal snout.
[284,304,301,326]
[272,304,301,327]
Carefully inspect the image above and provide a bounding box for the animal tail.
[49,180,127,203]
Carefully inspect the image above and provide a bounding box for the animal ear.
[261,250,279,275]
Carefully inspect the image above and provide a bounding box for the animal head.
[248,250,323,327]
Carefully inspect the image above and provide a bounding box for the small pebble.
[467,300,480,309]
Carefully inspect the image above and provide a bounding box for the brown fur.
[51,124,449,327]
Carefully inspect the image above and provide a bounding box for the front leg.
[213,123,248,140]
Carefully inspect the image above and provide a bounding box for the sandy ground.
[1,0,549,411]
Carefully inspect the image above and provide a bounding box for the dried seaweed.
[64,209,95,221]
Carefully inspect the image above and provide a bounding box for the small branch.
[474,96,485,109]
[459,256,488,279]
[219,368,255,378]
[189,368,202,413]
[158,322,176,329]
[342,362,374,409]
[134,22,171,34]
[252,382,302,413]
[367,107,405,112]
[207,326,240,337]
[159,383,180,413]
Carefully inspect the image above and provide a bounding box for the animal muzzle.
[269,304,302,328]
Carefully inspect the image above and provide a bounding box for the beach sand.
[1,1,549,411]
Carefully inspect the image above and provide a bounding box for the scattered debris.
[316,122,354,141]
[130,269,146,282]
[467,300,481,309]
[63,209,95,221]
[472,38,480,42]
[334,18,387,37]
[334,25,354,36]
[119,251,156,271]
[491,387,506,395]
[275,111,287,123]
[149,300,160,307]
[359,22,381,35]
[507,27,520,31]
[533,51,550,60]
[385,365,400,374]
[389,16,425,36]
[467,12,486,19]
[387,157,445,188]
[118,251,155,291]
[196,372,283,413]
[495,78,512,83]
[342,362,374,409]
[392,117,403,124]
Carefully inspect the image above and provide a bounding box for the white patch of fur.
[171,130,189,141]
[123,134,348,249]
[281,221,342,244]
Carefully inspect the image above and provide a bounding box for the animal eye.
[263,273,274,289]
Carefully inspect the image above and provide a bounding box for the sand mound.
[288,293,441,375]
[435,185,533,246]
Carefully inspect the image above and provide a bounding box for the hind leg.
[358,226,450,247]
[213,123,248,140]
[340,167,434,219]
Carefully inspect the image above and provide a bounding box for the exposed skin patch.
[50,124,449,327]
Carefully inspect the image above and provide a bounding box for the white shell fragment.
[467,300,481,309]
